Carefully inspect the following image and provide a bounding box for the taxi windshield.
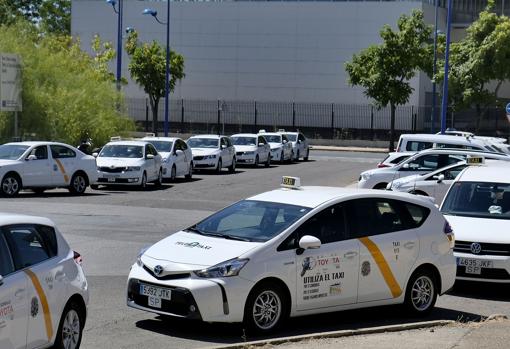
[148,141,173,153]
[264,135,282,143]
[441,181,510,220]
[188,200,311,242]
[187,138,219,149]
[284,134,297,142]
[99,145,143,158]
[231,137,257,146]
[0,144,30,160]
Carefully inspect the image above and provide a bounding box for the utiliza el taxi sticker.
[302,254,345,301]
[0,301,14,330]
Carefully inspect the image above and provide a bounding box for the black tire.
[185,162,193,179]
[373,183,388,190]
[140,172,147,189]
[265,155,271,168]
[155,169,163,186]
[53,301,84,349]
[216,159,223,174]
[244,282,288,334]
[170,166,177,182]
[404,269,438,316]
[90,184,99,190]
[296,150,300,161]
[69,173,87,195]
[228,157,236,173]
[254,155,259,167]
[1,173,21,197]
[280,151,285,164]
[303,148,309,161]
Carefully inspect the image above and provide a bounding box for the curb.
[310,145,387,153]
[202,320,454,349]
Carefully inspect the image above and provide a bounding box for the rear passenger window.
[406,141,432,152]
[50,145,76,158]
[403,203,430,227]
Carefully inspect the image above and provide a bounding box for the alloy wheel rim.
[2,177,19,195]
[62,309,80,349]
[74,176,86,193]
[252,290,281,330]
[411,276,434,311]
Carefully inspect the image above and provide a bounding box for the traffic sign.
[0,53,22,112]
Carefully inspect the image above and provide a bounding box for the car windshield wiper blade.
[185,227,251,241]
[185,226,205,235]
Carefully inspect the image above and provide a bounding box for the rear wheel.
[53,301,84,349]
[244,283,287,334]
[69,173,87,195]
[1,173,21,197]
[404,270,437,316]
[296,150,300,161]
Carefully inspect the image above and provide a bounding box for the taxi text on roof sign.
[281,176,301,189]
[466,155,485,165]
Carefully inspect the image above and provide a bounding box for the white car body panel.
[258,133,293,162]
[142,137,193,179]
[231,134,270,166]
[188,135,235,170]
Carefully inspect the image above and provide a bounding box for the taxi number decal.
[282,177,296,186]
[24,270,53,341]
[54,159,69,183]
[358,237,402,298]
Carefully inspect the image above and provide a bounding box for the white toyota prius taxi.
[0,213,89,349]
[127,177,456,333]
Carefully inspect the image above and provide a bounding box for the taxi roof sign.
[281,176,301,189]
[466,155,485,165]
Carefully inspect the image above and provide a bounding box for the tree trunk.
[149,96,159,136]
[389,103,396,152]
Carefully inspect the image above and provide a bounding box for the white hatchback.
[187,135,236,173]
[0,213,89,349]
[142,136,193,181]
[231,134,271,167]
[0,142,98,197]
[258,132,293,163]
[127,177,455,333]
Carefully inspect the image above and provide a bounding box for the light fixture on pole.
[105,0,124,91]
[143,3,171,137]
[440,0,453,135]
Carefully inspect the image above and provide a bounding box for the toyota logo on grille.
[154,265,164,276]
[470,243,482,254]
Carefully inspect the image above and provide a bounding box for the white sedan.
[187,135,236,173]
[127,177,455,333]
[0,213,89,349]
[281,131,310,161]
[231,133,271,167]
[0,142,98,197]
[142,136,193,181]
[258,132,293,163]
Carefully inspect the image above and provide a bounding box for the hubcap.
[2,177,19,195]
[62,309,80,349]
[252,290,281,330]
[411,276,434,311]
[73,176,86,193]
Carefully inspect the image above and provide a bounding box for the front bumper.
[96,171,142,185]
[454,252,510,283]
[193,157,218,168]
[236,153,256,164]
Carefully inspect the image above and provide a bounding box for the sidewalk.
[310,145,387,153]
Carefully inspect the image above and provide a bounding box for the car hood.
[0,159,21,167]
[444,215,510,244]
[96,157,144,167]
[191,148,220,156]
[142,230,261,272]
[234,145,257,152]
[392,174,421,186]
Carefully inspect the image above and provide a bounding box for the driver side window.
[29,146,48,160]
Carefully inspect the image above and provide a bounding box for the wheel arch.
[373,182,388,190]
[407,263,442,296]
[64,293,87,327]
[244,276,292,320]
[71,170,89,186]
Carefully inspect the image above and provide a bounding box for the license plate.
[139,284,172,302]
[108,177,116,182]
[457,257,494,274]
[148,296,162,308]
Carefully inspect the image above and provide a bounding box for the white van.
[396,134,496,153]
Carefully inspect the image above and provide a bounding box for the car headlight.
[203,155,217,159]
[361,172,372,181]
[125,166,141,172]
[194,258,249,278]
[136,247,150,267]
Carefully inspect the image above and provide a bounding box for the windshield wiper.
[185,226,206,235]
[185,227,251,241]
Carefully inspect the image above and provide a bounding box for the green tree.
[345,10,432,151]
[0,21,134,145]
[125,30,185,134]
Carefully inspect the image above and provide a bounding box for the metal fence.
[126,98,510,140]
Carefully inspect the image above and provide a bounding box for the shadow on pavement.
[448,281,510,302]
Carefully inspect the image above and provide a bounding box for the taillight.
[377,163,390,168]
[443,220,455,249]
[73,251,83,265]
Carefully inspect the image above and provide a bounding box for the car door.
[432,164,467,202]
[281,134,292,159]
[181,140,193,174]
[226,137,235,165]
[0,232,28,349]
[144,144,157,180]
[257,136,268,162]
[174,140,186,176]
[23,145,53,187]
[219,137,230,166]
[50,145,77,187]
[2,224,65,349]
[290,203,360,310]
[298,133,307,156]
[346,198,420,303]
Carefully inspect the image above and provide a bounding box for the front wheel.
[1,173,21,197]
[53,302,84,349]
[265,154,271,168]
[216,159,223,174]
[185,162,193,180]
[228,158,236,173]
[254,155,259,167]
[140,172,147,189]
[244,283,287,334]
[69,173,87,195]
[155,169,163,186]
[404,270,437,316]
[279,151,285,164]
[169,166,177,182]
[303,148,309,161]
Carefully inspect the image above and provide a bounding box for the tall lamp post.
[440,0,453,134]
[106,0,124,91]
[430,0,439,133]
[143,3,171,137]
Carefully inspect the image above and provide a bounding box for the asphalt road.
[0,150,508,349]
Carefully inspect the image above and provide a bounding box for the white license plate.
[457,257,494,274]
[139,284,172,305]
[148,296,162,308]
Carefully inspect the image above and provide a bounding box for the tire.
[280,151,285,164]
[1,173,21,197]
[90,184,99,190]
[404,270,438,316]
[170,166,176,182]
[69,173,87,195]
[303,148,309,161]
[53,301,84,349]
[254,155,259,167]
[296,150,300,161]
[216,159,223,174]
[228,157,236,173]
[155,169,163,186]
[140,172,147,189]
[244,283,287,334]
[265,155,271,168]
[185,162,193,180]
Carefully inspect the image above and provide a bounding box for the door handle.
[404,241,415,249]
[344,251,358,259]
[15,288,25,298]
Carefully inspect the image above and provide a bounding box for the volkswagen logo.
[470,243,482,254]
[153,265,164,276]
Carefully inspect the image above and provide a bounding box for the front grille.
[236,152,244,156]
[457,266,510,280]
[454,240,510,257]
[143,265,190,280]
[193,156,204,161]
[99,166,126,173]
[127,278,202,319]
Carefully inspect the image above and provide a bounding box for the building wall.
[72,0,437,105]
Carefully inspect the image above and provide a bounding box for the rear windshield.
[264,135,282,143]
[284,134,297,142]
[406,141,432,152]
[149,141,173,153]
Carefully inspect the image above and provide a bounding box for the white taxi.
[280,131,310,161]
[440,162,510,283]
[0,142,98,197]
[258,131,293,163]
[127,177,455,333]
[0,213,89,349]
[94,140,163,189]
[142,136,193,181]
[187,135,236,174]
[231,134,271,167]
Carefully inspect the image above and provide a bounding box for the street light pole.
[430,0,439,133]
[440,0,453,135]
[106,0,123,91]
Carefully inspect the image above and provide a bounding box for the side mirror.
[299,235,321,250]
[402,163,410,169]
[26,155,37,161]
[0,275,3,286]
[92,152,98,158]
[283,140,288,144]
[221,144,227,149]
[146,154,155,159]
[436,174,445,183]
[258,143,265,147]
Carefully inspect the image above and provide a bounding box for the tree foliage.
[125,30,185,134]
[345,10,432,151]
[0,21,134,145]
